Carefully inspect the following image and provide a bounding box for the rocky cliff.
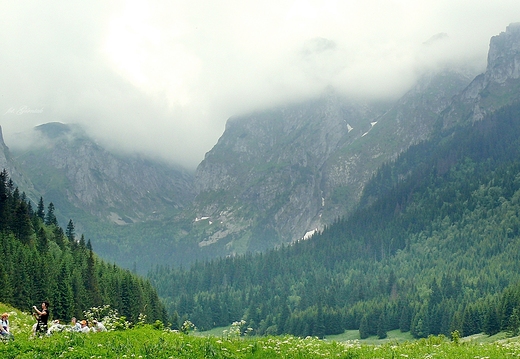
[191,68,474,253]
[444,23,520,126]
[13,122,195,225]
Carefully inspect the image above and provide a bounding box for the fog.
[1,0,519,170]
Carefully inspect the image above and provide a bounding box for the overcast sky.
[1,0,520,170]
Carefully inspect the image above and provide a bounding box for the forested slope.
[0,170,167,324]
[150,100,520,338]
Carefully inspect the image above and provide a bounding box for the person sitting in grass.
[69,317,81,332]
[48,320,65,334]
[92,320,107,332]
[79,320,90,333]
[0,313,13,340]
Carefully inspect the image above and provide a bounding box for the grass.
[325,329,414,344]
[2,306,520,358]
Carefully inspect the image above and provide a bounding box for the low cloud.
[1,0,519,170]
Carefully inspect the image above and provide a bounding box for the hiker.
[33,301,49,335]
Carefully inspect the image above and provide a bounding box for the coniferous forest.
[0,169,167,324]
[149,100,520,339]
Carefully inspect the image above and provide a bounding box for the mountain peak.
[486,22,520,84]
[35,122,71,139]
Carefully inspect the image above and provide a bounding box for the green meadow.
[2,304,520,359]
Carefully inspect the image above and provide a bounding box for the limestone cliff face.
[14,123,195,224]
[487,23,520,84]
[445,23,520,126]
[194,93,388,250]
[192,69,473,253]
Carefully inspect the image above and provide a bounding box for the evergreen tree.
[483,306,501,336]
[359,314,370,339]
[85,241,102,307]
[36,197,45,221]
[66,219,75,243]
[507,308,520,337]
[377,311,388,339]
[11,201,32,244]
[45,202,58,226]
[54,260,74,320]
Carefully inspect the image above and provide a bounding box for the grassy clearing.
[324,329,415,344]
[1,307,520,358]
[2,328,520,358]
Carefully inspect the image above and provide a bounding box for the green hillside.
[0,170,167,325]
[149,100,520,339]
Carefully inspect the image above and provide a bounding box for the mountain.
[8,123,196,271]
[189,70,474,254]
[14,122,195,224]
[5,24,520,274]
[444,22,520,127]
[0,126,37,199]
[149,24,520,338]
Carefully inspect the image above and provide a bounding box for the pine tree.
[36,197,45,221]
[54,260,74,320]
[359,314,370,339]
[377,311,388,339]
[85,241,102,307]
[36,227,48,253]
[11,201,32,244]
[45,202,58,226]
[483,306,501,336]
[66,219,75,243]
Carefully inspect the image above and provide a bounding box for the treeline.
[149,100,520,338]
[0,170,167,324]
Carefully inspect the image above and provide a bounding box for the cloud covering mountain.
[1,0,519,169]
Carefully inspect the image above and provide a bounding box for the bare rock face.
[487,23,520,84]
[445,23,520,125]
[14,123,195,224]
[191,69,473,253]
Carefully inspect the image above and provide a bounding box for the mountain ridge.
[2,24,520,272]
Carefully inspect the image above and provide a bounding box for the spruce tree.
[359,314,370,339]
[36,197,45,220]
[45,202,58,226]
[66,219,75,243]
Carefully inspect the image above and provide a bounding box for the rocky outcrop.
[444,23,520,126]
[14,123,195,224]
[487,23,520,84]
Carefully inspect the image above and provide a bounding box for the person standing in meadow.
[33,301,49,335]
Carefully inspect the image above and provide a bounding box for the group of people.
[31,301,107,337]
[47,317,107,334]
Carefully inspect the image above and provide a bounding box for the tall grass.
[0,326,519,358]
[0,306,518,358]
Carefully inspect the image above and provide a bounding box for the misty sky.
[1,0,520,170]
